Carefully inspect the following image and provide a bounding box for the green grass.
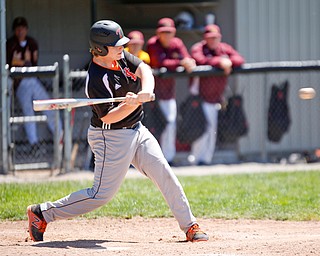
[1,171,320,221]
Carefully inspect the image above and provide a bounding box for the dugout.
[1,0,320,173]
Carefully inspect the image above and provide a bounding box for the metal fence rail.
[1,63,61,174]
[154,60,320,77]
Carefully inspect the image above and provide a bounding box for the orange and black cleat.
[186,223,209,242]
[27,204,47,241]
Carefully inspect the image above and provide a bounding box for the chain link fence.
[1,60,320,173]
[66,61,320,169]
[3,64,61,173]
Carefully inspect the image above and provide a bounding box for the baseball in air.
[298,87,316,100]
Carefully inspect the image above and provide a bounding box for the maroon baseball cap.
[204,24,222,39]
[127,30,144,45]
[156,18,176,33]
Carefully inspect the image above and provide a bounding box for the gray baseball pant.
[40,122,197,233]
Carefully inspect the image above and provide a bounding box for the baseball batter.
[27,20,208,243]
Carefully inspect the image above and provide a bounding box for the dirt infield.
[1,217,319,256]
[1,164,320,255]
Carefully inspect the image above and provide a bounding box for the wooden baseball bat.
[33,94,155,111]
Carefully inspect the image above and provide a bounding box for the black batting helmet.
[89,20,130,56]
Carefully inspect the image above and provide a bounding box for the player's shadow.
[33,239,137,249]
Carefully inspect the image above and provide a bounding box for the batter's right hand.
[137,91,155,103]
[125,92,155,106]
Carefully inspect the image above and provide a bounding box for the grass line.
[1,171,320,221]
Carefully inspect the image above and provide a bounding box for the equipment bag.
[218,95,249,143]
[142,100,167,142]
[177,95,207,144]
[267,80,291,142]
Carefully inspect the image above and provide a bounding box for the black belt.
[93,122,139,130]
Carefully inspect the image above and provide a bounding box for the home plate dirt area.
[1,217,319,255]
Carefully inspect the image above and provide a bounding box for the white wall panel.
[236,0,320,62]
[234,0,320,159]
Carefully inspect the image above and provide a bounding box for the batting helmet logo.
[116,28,123,38]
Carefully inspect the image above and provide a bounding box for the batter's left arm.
[134,62,155,103]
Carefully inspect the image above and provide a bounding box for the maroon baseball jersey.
[6,35,38,68]
[6,35,39,90]
[191,41,245,103]
[147,35,191,100]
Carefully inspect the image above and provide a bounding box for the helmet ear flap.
[94,46,108,56]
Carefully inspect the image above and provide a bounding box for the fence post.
[0,0,7,174]
[1,65,9,174]
[63,54,72,173]
[261,74,268,162]
[52,62,62,170]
